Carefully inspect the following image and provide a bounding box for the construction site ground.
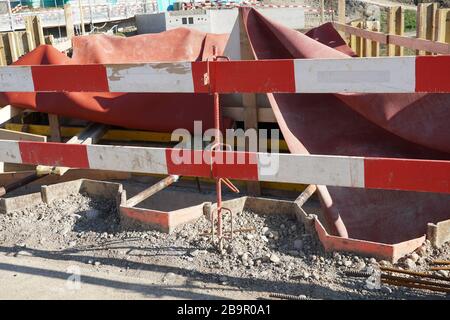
[0,180,449,300]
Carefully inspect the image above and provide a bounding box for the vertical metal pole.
[214,92,223,250]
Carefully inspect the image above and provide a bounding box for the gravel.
[0,192,449,300]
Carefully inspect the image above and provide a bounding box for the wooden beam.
[417,3,438,55]
[223,106,276,123]
[37,123,108,176]
[0,105,23,125]
[24,16,36,51]
[333,21,450,54]
[0,128,46,142]
[6,32,19,63]
[320,0,325,24]
[333,22,388,44]
[435,9,450,43]
[64,4,75,40]
[29,16,45,46]
[0,36,6,66]
[388,34,450,54]
[126,175,180,207]
[388,6,403,56]
[78,0,86,35]
[395,6,404,56]
[338,0,346,38]
[48,114,62,142]
[295,184,317,207]
[350,21,364,56]
[4,123,291,152]
[239,9,260,196]
[371,21,381,57]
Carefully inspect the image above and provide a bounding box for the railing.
[0,0,157,32]
[0,56,450,195]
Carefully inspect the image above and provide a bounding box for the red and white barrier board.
[1,56,449,93]
[0,140,449,194]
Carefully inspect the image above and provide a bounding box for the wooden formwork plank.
[239,9,261,196]
[338,0,346,38]
[350,21,364,56]
[0,128,46,142]
[48,114,62,142]
[24,16,36,51]
[25,16,45,47]
[64,4,75,40]
[4,123,290,152]
[417,3,438,55]
[435,9,450,43]
[395,7,404,56]
[0,105,23,125]
[370,21,381,57]
[388,6,403,56]
[0,36,6,66]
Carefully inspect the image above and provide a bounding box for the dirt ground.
[0,186,449,300]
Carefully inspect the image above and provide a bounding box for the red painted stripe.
[415,56,450,93]
[165,149,211,178]
[31,65,109,92]
[364,158,450,194]
[213,151,259,181]
[192,60,296,93]
[18,141,90,168]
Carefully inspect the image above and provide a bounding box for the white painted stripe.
[106,62,195,93]
[0,66,34,92]
[257,153,365,187]
[86,144,168,174]
[0,140,22,163]
[294,57,416,93]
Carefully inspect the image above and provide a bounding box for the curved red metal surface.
[241,7,450,247]
[0,28,232,133]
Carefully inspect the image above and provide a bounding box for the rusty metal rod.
[200,227,255,236]
[432,260,450,265]
[126,175,179,207]
[430,266,450,271]
[269,293,309,300]
[0,172,43,197]
[381,274,450,289]
[382,279,450,294]
[380,266,450,282]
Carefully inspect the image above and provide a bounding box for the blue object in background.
[156,0,175,12]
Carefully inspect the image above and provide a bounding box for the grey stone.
[245,234,254,240]
[438,270,449,277]
[381,286,393,294]
[416,246,427,256]
[293,239,304,250]
[270,254,281,264]
[409,253,420,263]
[85,209,101,220]
[403,258,416,269]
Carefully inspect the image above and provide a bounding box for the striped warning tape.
[0,56,449,93]
[0,140,449,194]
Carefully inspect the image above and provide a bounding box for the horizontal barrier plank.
[332,22,388,44]
[333,22,450,54]
[0,139,448,194]
[1,56,450,93]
